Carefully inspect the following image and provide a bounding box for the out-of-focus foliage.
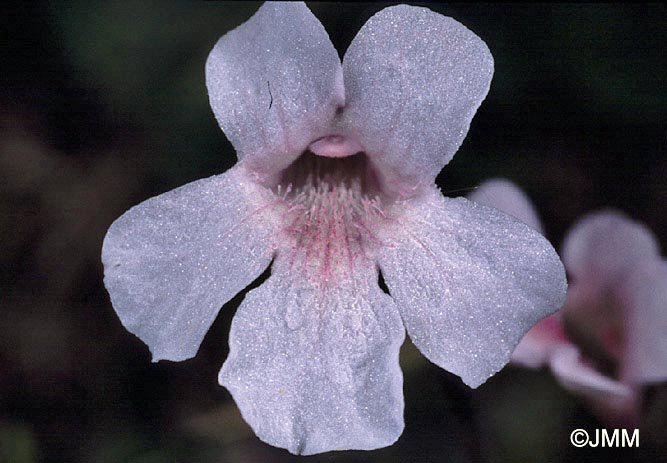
[0,423,39,463]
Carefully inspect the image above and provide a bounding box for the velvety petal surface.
[468,178,543,233]
[620,259,667,384]
[220,254,405,455]
[206,2,344,179]
[377,188,567,387]
[561,210,659,285]
[342,5,493,194]
[102,166,277,361]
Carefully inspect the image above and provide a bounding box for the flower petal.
[551,345,639,426]
[549,345,633,400]
[342,5,493,194]
[468,178,543,233]
[511,314,569,368]
[377,188,567,387]
[102,166,276,361]
[220,256,405,455]
[619,258,667,384]
[206,2,344,179]
[561,209,659,285]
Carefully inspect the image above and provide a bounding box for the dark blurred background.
[1,2,665,462]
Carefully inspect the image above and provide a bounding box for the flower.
[467,178,544,234]
[470,179,667,425]
[102,3,566,455]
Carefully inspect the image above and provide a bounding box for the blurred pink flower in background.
[470,179,667,425]
[101,3,566,455]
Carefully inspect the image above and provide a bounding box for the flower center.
[274,152,386,284]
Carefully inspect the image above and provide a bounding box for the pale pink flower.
[471,179,667,425]
[102,4,566,454]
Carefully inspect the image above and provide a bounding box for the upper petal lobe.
[342,5,493,193]
[206,2,344,180]
[561,209,659,286]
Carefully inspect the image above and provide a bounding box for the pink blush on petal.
[274,153,386,287]
[533,313,569,343]
[522,313,570,350]
[511,314,569,368]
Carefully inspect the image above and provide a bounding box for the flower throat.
[275,152,385,283]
